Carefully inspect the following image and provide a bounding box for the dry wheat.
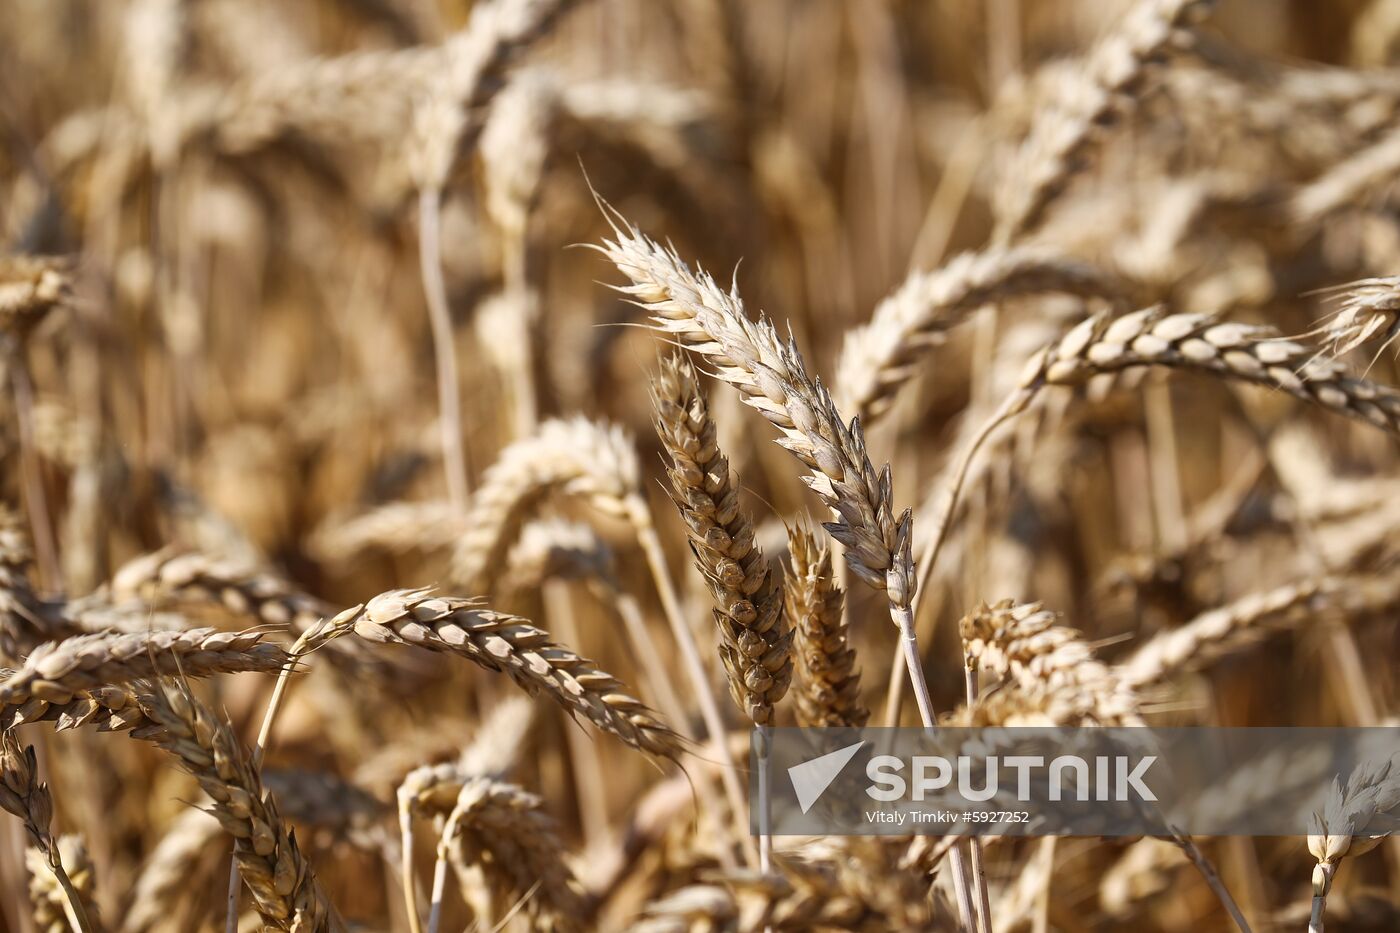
[784,519,866,728]
[653,353,791,725]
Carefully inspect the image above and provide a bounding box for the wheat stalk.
[784,518,866,728]
[27,835,103,933]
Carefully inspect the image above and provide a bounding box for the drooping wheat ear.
[1294,123,1400,226]
[960,600,1140,725]
[835,248,1128,423]
[398,698,535,933]
[597,219,916,613]
[1,731,94,932]
[123,807,222,933]
[107,549,388,677]
[0,256,71,336]
[434,777,587,933]
[995,0,1217,241]
[27,835,103,933]
[653,353,792,725]
[0,628,290,709]
[399,697,535,820]
[136,681,340,932]
[1019,307,1400,435]
[1117,574,1400,689]
[349,589,683,760]
[1308,755,1400,933]
[448,417,640,593]
[1315,276,1400,358]
[784,519,866,728]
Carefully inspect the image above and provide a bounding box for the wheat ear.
[1313,275,1400,358]
[1307,755,1400,933]
[1117,574,1400,689]
[0,628,288,706]
[428,777,587,933]
[1,731,94,932]
[596,217,923,704]
[348,589,683,761]
[784,519,867,728]
[137,681,341,932]
[653,353,792,726]
[835,247,1127,424]
[995,0,1217,240]
[918,307,1400,601]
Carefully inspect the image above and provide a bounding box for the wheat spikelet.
[0,628,289,708]
[995,0,1217,240]
[439,776,587,932]
[1018,306,1400,435]
[27,835,103,933]
[0,509,78,663]
[784,519,865,728]
[1117,574,1400,689]
[349,589,682,760]
[653,353,791,725]
[448,417,640,593]
[137,680,339,931]
[835,247,1127,422]
[598,219,916,612]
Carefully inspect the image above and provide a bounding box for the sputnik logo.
[787,741,865,814]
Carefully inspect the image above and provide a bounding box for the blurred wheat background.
[3,0,1400,930]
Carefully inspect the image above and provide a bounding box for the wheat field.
[2,0,1400,929]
